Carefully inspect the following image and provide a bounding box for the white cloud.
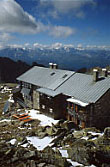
[77,44,83,48]
[0,0,38,34]
[53,0,96,13]
[40,0,96,18]
[0,32,13,42]
[0,0,77,41]
[49,26,76,38]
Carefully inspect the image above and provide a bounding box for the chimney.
[93,69,99,82]
[49,63,53,69]
[108,71,110,76]
[102,68,108,77]
[53,63,58,69]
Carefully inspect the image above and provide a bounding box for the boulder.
[45,126,54,136]
[45,165,56,167]
[15,162,26,167]
[94,136,110,165]
[41,146,70,167]
[60,120,75,131]
[37,163,46,167]
[67,139,95,166]
[74,130,84,139]
[23,151,36,159]
[104,127,110,138]
[62,133,75,146]
[19,121,25,126]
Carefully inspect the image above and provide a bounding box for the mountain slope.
[0,57,44,83]
[0,44,110,70]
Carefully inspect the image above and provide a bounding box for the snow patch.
[67,159,83,166]
[0,119,11,123]
[59,149,68,158]
[26,136,53,150]
[10,139,17,145]
[8,95,14,103]
[67,98,89,107]
[27,109,59,126]
[89,131,103,136]
[81,136,89,140]
[67,159,97,167]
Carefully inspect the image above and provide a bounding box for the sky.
[0,0,110,48]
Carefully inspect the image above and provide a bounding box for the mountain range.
[0,43,110,70]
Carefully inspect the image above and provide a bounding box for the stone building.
[17,65,110,129]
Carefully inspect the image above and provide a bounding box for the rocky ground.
[0,84,110,167]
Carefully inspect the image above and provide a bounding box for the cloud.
[39,0,96,18]
[49,25,76,38]
[0,0,38,34]
[52,0,96,13]
[0,0,77,41]
[0,32,13,42]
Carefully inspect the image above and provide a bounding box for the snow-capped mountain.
[0,43,110,70]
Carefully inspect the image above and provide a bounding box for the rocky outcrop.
[1,112,110,167]
[67,139,95,166]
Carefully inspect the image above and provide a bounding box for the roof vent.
[50,72,55,76]
[93,69,99,82]
[62,74,68,79]
[102,68,108,77]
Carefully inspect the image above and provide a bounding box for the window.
[22,82,31,89]
[62,74,68,79]
[47,96,51,99]
[42,105,45,109]
[49,108,53,113]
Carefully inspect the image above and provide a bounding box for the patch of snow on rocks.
[0,86,12,93]
[67,159,83,166]
[59,149,68,158]
[81,136,89,140]
[27,109,59,126]
[89,131,103,136]
[10,139,17,145]
[8,94,14,103]
[26,136,53,150]
[0,119,11,123]
[68,159,97,167]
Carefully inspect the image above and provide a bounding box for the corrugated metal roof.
[37,88,60,97]
[17,66,74,90]
[17,66,110,103]
[57,73,110,103]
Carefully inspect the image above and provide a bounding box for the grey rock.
[45,165,56,167]
[104,127,110,138]
[23,151,36,159]
[19,121,25,126]
[30,160,36,167]
[41,146,70,167]
[37,163,46,167]
[67,139,95,166]
[16,163,26,167]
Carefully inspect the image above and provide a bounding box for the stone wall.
[33,89,40,110]
[87,90,110,129]
[40,94,67,119]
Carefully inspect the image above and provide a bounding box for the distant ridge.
[0,43,110,71]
